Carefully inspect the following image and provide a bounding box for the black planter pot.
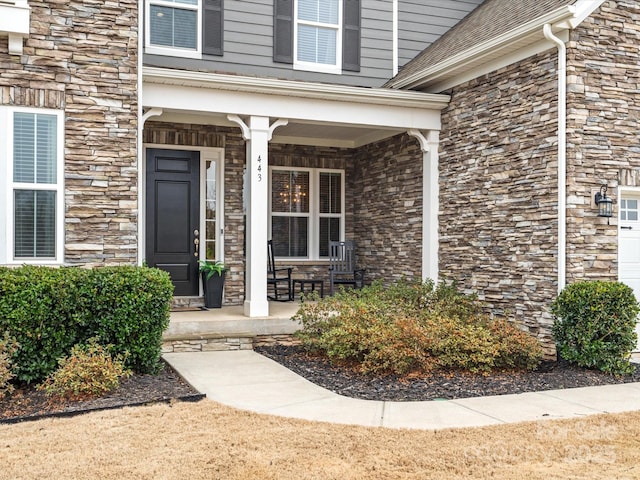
[202,271,225,309]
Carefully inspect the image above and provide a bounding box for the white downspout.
[392,0,398,76]
[543,24,567,295]
[137,3,144,266]
[137,5,164,266]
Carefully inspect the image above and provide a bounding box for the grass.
[1,399,640,479]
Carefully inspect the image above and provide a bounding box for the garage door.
[619,193,640,352]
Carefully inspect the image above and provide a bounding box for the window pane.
[174,8,198,49]
[319,0,339,24]
[14,190,56,258]
[14,112,57,184]
[319,217,340,257]
[319,172,341,214]
[298,25,336,65]
[205,160,216,260]
[150,5,197,49]
[36,114,57,183]
[272,216,308,257]
[271,170,309,213]
[13,113,35,183]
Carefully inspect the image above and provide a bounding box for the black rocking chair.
[267,240,293,301]
[329,240,365,295]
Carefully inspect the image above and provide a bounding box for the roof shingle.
[387,0,577,88]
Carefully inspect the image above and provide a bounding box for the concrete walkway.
[164,350,640,430]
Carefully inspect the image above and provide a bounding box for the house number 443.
[257,155,262,182]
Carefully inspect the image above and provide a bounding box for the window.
[270,167,344,259]
[274,0,360,73]
[295,0,341,73]
[145,0,223,58]
[0,108,64,263]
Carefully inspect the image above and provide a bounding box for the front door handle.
[194,229,200,257]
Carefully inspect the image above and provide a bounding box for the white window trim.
[269,166,345,261]
[1,107,65,265]
[145,0,202,59]
[293,0,343,75]
[619,187,640,225]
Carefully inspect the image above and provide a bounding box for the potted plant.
[199,260,227,309]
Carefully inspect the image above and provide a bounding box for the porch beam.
[407,129,439,284]
[143,82,442,132]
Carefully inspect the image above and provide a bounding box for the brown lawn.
[1,400,639,479]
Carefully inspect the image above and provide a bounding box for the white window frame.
[269,166,345,260]
[293,0,343,75]
[0,107,65,265]
[145,0,202,59]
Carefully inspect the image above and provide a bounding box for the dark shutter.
[273,0,293,64]
[342,0,360,72]
[203,0,223,56]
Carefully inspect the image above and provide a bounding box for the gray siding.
[143,0,483,86]
[144,0,395,88]
[397,0,483,69]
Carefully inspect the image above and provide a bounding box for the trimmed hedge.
[551,280,639,374]
[0,265,173,383]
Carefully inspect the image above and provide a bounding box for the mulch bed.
[0,360,204,424]
[3,347,639,423]
[255,345,640,402]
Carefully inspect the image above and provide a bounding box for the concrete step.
[162,302,301,353]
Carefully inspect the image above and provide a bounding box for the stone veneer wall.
[439,52,559,353]
[144,122,246,305]
[565,0,640,281]
[350,133,424,281]
[0,1,139,265]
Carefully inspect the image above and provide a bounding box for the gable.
[386,0,608,92]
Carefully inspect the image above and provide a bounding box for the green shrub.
[0,265,173,383]
[294,279,543,375]
[0,333,19,397]
[83,266,174,375]
[551,280,639,374]
[38,338,131,400]
[0,266,89,383]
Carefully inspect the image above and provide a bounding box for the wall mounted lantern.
[594,185,613,218]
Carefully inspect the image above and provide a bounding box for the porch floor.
[164,301,302,342]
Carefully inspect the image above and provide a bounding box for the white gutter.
[392,5,576,90]
[143,67,450,110]
[543,24,567,295]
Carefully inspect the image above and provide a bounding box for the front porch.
[162,301,301,353]
[141,67,447,320]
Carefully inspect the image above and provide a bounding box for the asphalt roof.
[386,0,578,89]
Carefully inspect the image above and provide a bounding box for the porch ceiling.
[142,67,450,149]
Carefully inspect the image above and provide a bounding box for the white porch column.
[228,115,288,317]
[408,129,439,283]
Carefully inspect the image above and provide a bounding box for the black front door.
[146,149,200,296]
